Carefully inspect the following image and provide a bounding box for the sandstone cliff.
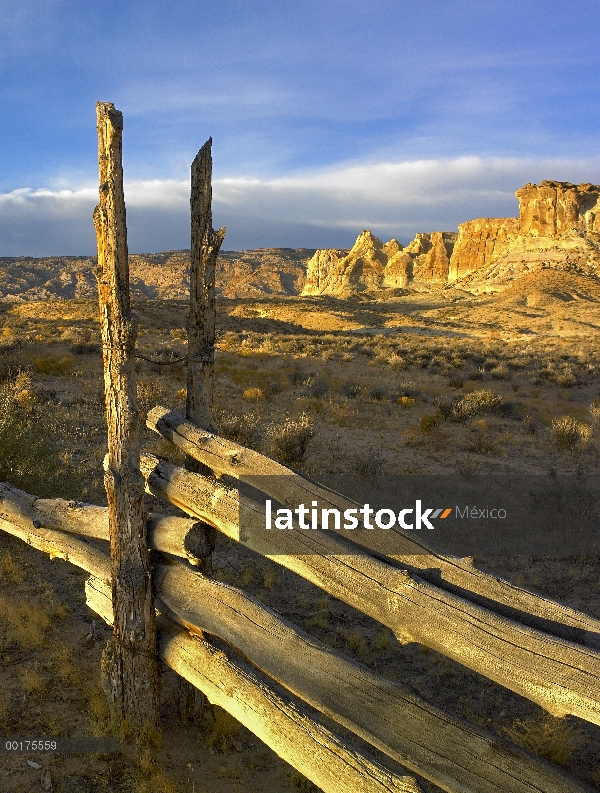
[516,180,600,236]
[452,181,600,292]
[448,218,520,282]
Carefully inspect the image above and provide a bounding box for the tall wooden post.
[93,102,160,752]
[187,138,226,432]
[179,139,225,719]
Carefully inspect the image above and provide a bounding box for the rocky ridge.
[302,180,600,296]
[3,180,600,302]
[0,248,314,302]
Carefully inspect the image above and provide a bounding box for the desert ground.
[1,283,600,791]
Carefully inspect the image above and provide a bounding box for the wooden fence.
[1,414,599,793]
[1,100,597,792]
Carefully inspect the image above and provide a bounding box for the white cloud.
[2,156,600,256]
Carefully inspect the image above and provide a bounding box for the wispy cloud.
[2,156,600,256]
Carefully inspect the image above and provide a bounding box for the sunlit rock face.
[302,230,458,295]
[411,231,457,282]
[448,218,520,282]
[302,230,389,295]
[515,180,600,237]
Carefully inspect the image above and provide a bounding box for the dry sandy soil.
[1,276,600,791]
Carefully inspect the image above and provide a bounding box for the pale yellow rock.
[448,218,520,282]
[302,231,389,295]
[515,180,600,237]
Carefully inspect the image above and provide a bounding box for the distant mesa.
[2,180,600,302]
[301,180,600,296]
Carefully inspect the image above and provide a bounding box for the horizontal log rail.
[147,406,600,650]
[155,561,588,793]
[85,575,421,793]
[0,509,589,791]
[0,482,212,565]
[139,451,600,727]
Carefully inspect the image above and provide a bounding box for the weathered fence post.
[93,101,160,752]
[185,138,226,575]
[178,138,225,719]
[187,137,226,434]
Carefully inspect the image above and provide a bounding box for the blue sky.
[2,0,600,255]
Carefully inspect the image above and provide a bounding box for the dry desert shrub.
[448,389,504,421]
[490,365,509,380]
[33,354,75,375]
[420,414,444,431]
[388,353,408,370]
[556,371,577,388]
[551,416,592,450]
[299,376,329,398]
[589,398,600,423]
[341,379,361,399]
[0,372,61,493]
[397,396,416,408]
[217,410,263,451]
[369,385,388,402]
[267,412,315,465]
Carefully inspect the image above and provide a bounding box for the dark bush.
[369,386,388,401]
[341,380,361,399]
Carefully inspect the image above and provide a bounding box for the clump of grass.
[342,628,369,661]
[420,414,444,431]
[242,386,264,403]
[263,566,278,590]
[19,665,46,694]
[551,416,592,450]
[0,596,51,650]
[0,551,26,585]
[267,413,315,465]
[589,398,600,423]
[397,396,416,409]
[502,714,575,766]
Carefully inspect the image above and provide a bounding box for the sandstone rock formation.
[301,230,388,295]
[301,180,600,297]
[452,181,600,292]
[448,218,520,282]
[302,230,457,295]
[516,180,600,236]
